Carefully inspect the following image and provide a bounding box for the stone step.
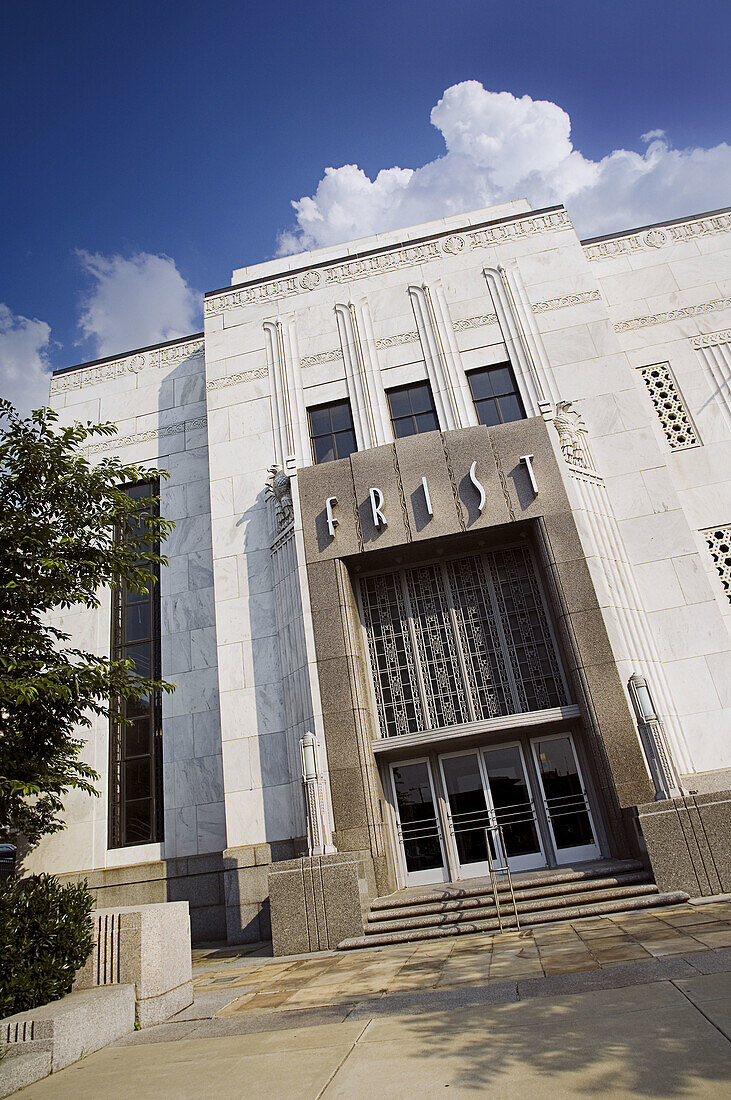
[337,890,689,950]
[368,871,651,924]
[369,860,646,912]
[365,880,659,935]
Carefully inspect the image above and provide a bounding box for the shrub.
[0,874,94,1016]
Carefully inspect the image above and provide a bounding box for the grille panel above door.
[360,546,568,738]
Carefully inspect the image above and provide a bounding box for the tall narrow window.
[467,364,525,426]
[109,482,163,847]
[387,381,439,438]
[308,399,357,464]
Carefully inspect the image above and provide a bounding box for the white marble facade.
[32,198,731,879]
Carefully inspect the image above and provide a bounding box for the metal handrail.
[483,823,520,932]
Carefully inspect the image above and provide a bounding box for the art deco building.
[34,198,731,950]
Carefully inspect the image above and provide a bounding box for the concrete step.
[368,871,652,924]
[337,890,690,949]
[369,860,645,912]
[365,880,660,935]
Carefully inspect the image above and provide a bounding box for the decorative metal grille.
[360,572,425,736]
[360,547,568,737]
[405,565,470,728]
[486,547,567,713]
[446,556,512,718]
[638,363,699,450]
[702,526,731,603]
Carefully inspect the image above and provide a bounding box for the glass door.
[389,760,448,886]
[439,744,546,878]
[531,734,601,863]
[482,744,546,873]
[440,752,499,879]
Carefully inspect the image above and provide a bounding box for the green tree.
[0,400,175,846]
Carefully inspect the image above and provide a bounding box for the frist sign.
[324,454,538,537]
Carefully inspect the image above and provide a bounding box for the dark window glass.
[109,482,163,848]
[387,381,439,438]
[467,364,526,426]
[308,400,357,464]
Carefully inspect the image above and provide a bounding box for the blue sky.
[1,0,729,411]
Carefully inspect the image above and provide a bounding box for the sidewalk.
[13,898,731,1098]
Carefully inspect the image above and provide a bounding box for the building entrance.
[388,733,600,887]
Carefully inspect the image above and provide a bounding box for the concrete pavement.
[11,898,731,1098]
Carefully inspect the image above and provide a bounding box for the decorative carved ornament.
[452,313,499,331]
[85,415,207,455]
[615,297,731,334]
[204,210,573,316]
[265,464,294,532]
[553,401,597,475]
[375,331,420,349]
[691,329,731,349]
[584,212,731,261]
[531,290,601,313]
[206,367,269,390]
[300,349,344,367]
[50,338,204,395]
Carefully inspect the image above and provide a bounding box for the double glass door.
[388,733,600,886]
[440,744,546,876]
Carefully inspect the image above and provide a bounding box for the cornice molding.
[85,415,207,455]
[614,297,731,334]
[583,212,731,261]
[204,210,573,317]
[691,329,731,349]
[50,338,204,395]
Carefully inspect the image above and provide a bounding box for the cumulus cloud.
[0,304,53,414]
[77,251,201,359]
[278,82,731,252]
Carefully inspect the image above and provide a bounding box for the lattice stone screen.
[702,526,731,603]
[638,363,699,450]
[360,546,568,738]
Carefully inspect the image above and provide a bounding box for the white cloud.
[279,82,731,251]
[0,304,53,414]
[77,251,201,358]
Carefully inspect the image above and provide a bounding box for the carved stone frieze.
[531,290,601,313]
[691,329,731,349]
[584,212,731,261]
[375,331,420,349]
[85,415,207,455]
[50,338,204,394]
[300,349,343,367]
[452,313,499,331]
[204,211,573,316]
[614,297,731,334]
[206,367,269,390]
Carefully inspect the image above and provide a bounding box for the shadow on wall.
[155,352,227,937]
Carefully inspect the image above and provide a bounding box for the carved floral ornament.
[203,210,573,317]
[322,455,538,540]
